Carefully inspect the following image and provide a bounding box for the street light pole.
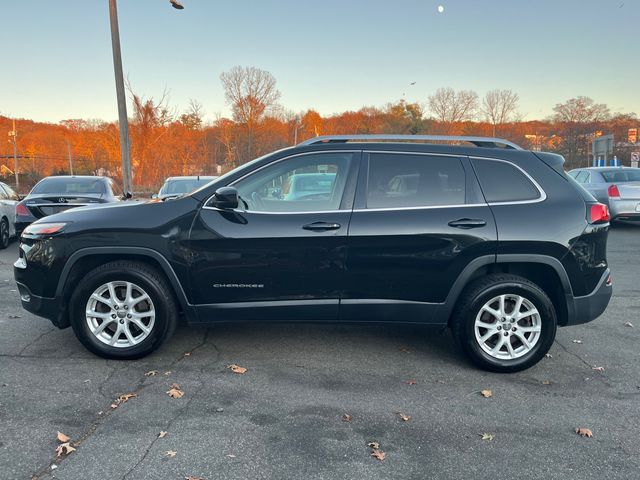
[8,119,18,191]
[108,0,133,195]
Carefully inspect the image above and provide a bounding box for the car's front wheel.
[70,261,178,359]
[0,218,9,249]
[452,274,557,373]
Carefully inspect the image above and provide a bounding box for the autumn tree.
[428,88,478,134]
[385,100,424,134]
[220,66,281,162]
[551,96,610,168]
[482,89,520,137]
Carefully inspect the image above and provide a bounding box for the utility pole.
[67,141,74,176]
[7,119,18,191]
[108,0,133,194]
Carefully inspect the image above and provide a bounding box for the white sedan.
[0,181,19,249]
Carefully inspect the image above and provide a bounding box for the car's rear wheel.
[0,219,9,249]
[451,274,557,373]
[70,261,178,359]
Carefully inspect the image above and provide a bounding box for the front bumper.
[15,280,67,328]
[565,268,612,326]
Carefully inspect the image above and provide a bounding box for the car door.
[0,183,18,237]
[341,151,497,323]
[188,150,360,321]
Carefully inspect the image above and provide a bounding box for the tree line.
[0,65,637,193]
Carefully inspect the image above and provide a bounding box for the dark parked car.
[15,175,127,234]
[14,135,612,372]
[568,167,640,223]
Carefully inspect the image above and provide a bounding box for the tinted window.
[366,153,465,208]
[232,152,353,212]
[472,159,540,203]
[31,178,105,195]
[601,169,640,182]
[0,185,7,200]
[161,178,215,195]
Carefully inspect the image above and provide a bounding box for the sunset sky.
[1,0,637,123]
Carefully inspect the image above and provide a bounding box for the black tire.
[69,260,178,360]
[0,218,9,249]
[451,274,557,373]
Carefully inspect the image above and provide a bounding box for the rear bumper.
[565,268,612,326]
[15,280,67,328]
[610,199,640,221]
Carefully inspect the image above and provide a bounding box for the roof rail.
[299,135,523,150]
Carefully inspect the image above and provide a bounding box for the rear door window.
[366,153,466,209]
[472,158,541,203]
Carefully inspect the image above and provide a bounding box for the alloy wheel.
[85,281,156,348]
[474,294,542,360]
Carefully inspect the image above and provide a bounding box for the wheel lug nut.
[127,314,132,319]
[119,319,124,324]
[114,306,119,310]
[124,305,128,310]
[111,314,116,319]
[497,326,502,331]
[503,331,509,336]
[512,327,517,332]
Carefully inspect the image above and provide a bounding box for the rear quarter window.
[472,158,541,203]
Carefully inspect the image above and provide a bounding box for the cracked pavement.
[1,227,639,480]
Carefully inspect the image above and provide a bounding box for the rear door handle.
[448,218,487,229]
[303,222,341,232]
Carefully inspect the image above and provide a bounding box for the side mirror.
[122,191,133,200]
[212,186,239,210]
[151,194,158,199]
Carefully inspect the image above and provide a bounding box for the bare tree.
[180,99,204,130]
[482,89,520,137]
[220,66,281,160]
[428,87,478,133]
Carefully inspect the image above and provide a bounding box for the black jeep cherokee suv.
[14,135,612,372]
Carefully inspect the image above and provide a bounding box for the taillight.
[16,203,29,216]
[608,184,620,198]
[589,203,610,224]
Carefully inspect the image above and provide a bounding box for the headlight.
[23,222,69,236]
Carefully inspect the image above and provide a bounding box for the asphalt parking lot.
[1,227,639,480]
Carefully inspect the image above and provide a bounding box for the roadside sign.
[629,128,638,144]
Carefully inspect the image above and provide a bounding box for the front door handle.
[448,218,487,229]
[303,222,341,232]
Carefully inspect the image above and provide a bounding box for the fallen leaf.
[56,432,70,443]
[145,370,159,377]
[406,380,417,385]
[185,476,205,480]
[367,441,380,450]
[480,389,493,398]
[545,353,553,358]
[572,339,583,344]
[399,347,411,353]
[480,433,494,441]
[227,364,247,374]
[397,412,411,422]
[592,366,605,372]
[575,427,593,438]
[55,442,76,457]
[342,413,352,422]
[624,321,634,328]
[184,352,191,357]
[158,431,168,438]
[541,380,553,385]
[226,454,236,458]
[164,371,172,375]
[371,450,386,461]
[8,314,20,319]
[167,386,184,399]
[165,450,177,457]
[111,392,137,409]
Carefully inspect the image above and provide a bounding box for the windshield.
[160,178,215,195]
[31,178,105,195]
[601,170,640,183]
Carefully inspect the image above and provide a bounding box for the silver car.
[569,167,640,223]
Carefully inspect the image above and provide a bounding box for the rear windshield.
[31,178,105,195]
[601,170,640,182]
[160,179,213,195]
